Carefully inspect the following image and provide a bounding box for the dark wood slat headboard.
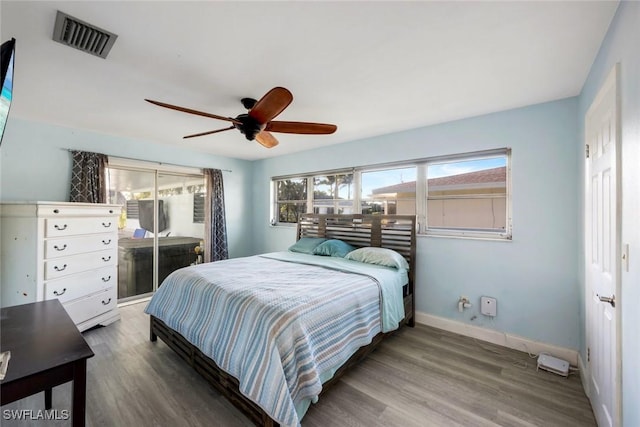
[296,214,417,310]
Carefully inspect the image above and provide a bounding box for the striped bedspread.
[144,251,407,426]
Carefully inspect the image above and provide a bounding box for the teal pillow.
[345,247,409,270]
[312,239,356,258]
[288,237,327,254]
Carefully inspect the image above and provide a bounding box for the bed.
[145,214,416,426]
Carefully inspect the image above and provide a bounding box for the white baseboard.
[415,311,579,366]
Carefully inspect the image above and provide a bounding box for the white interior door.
[585,64,620,427]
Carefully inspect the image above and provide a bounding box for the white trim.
[424,228,512,241]
[272,167,354,181]
[415,311,579,366]
[424,147,509,165]
[108,156,203,176]
[586,63,618,119]
[579,352,590,398]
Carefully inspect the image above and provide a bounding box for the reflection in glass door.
[155,172,205,287]
[107,167,205,302]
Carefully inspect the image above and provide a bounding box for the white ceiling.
[1,1,618,161]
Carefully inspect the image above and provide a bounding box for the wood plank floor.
[2,301,596,426]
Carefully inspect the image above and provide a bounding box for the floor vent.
[52,11,118,59]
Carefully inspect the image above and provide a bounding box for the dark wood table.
[0,299,94,427]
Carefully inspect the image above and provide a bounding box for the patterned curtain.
[204,168,229,262]
[69,150,107,203]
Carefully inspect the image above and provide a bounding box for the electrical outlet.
[457,295,470,312]
[480,296,497,317]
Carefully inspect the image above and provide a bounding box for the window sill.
[270,223,297,228]
[418,232,512,242]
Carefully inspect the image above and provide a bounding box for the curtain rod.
[61,148,232,172]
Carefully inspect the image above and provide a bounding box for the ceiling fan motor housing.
[234,114,263,140]
[241,97,257,110]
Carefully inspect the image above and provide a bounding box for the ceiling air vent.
[52,11,118,59]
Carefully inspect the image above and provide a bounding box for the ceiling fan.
[145,87,337,148]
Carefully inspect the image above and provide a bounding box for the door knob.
[598,294,616,308]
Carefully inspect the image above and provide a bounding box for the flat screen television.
[0,38,15,146]
[137,199,168,233]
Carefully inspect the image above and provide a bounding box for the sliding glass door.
[107,165,205,302]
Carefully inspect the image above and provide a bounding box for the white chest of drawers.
[0,202,121,331]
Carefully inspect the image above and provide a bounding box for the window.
[273,172,355,223]
[275,178,308,224]
[426,151,509,238]
[271,148,511,240]
[313,173,354,215]
[361,167,417,215]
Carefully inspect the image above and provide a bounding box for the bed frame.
[149,214,416,426]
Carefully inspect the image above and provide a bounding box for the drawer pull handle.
[54,224,68,231]
[53,288,67,296]
[102,298,112,305]
[102,256,112,262]
[102,239,112,245]
[102,276,111,282]
[54,264,67,272]
[53,244,67,251]
[102,222,112,228]
[53,209,59,214]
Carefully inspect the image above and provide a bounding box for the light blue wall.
[577,2,640,425]
[4,4,636,417]
[252,97,581,349]
[0,118,254,258]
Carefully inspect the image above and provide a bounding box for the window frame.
[312,172,356,216]
[423,149,512,240]
[271,176,311,225]
[270,148,512,241]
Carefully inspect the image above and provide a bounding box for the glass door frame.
[107,157,204,303]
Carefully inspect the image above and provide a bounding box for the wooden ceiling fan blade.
[265,121,337,135]
[248,87,293,124]
[145,99,241,124]
[183,126,235,139]
[255,131,279,148]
